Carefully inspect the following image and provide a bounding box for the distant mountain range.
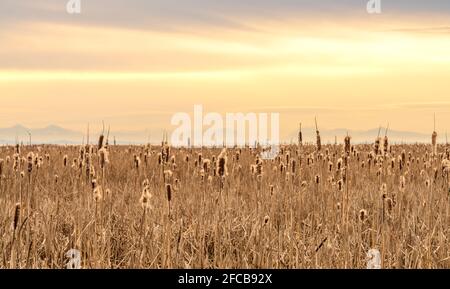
[0,124,439,145]
[285,127,434,144]
[0,124,149,145]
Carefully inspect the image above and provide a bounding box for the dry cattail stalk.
[432,131,438,156]
[442,159,450,173]
[72,158,78,169]
[285,151,290,164]
[337,179,344,191]
[380,183,387,195]
[337,158,343,170]
[256,157,263,176]
[315,117,321,151]
[91,179,97,189]
[63,155,68,167]
[203,159,211,173]
[164,145,171,163]
[372,126,382,155]
[98,147,109,169]
[432,114,438,156]
[89,164,96,179]
[250,165,256,175]
[399,175,406,193]
[279,162,285,173]
[315,175,320,184]
[134,155,141,169]
[291,159,296,174]
[263,215,270,226]
[164,170,173,182]
[27,152,34,173]
[98,134,105,150]
[298,123,303,146]
[93,186,103,202]
[383,136,389,155]
[166,183,173,217]
[217,148,228,177]
[174,178,180,191]
[374,137,381,155]
[344,135,351,155]
[327,176,334,184]
[385,197,393,215]
[140,186,152,210]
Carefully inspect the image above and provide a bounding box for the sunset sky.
[0,0,449,141]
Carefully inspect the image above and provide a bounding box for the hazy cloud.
[1,0,450,30]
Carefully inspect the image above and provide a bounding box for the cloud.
[1,0,449,31]
[386,26,450,34]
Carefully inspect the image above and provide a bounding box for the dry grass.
[0,142,449,269]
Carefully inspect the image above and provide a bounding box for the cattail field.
[0,133,449,269]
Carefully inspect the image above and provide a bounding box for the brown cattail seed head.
[98,134,105,150]
[315,175,320,184]
[217,149,228,177]
[91,179,97,189]
[264,215,270,225]
[337,179,344,191]
[344,136,351,154]
[27,152,34,173]
[166,184,172,202]
[316,131,322,151]
[359,209,367,222]
[13,203,21,231]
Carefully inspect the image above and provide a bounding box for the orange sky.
[0,4,449,139]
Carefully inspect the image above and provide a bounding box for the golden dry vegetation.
[0,138,449,269]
